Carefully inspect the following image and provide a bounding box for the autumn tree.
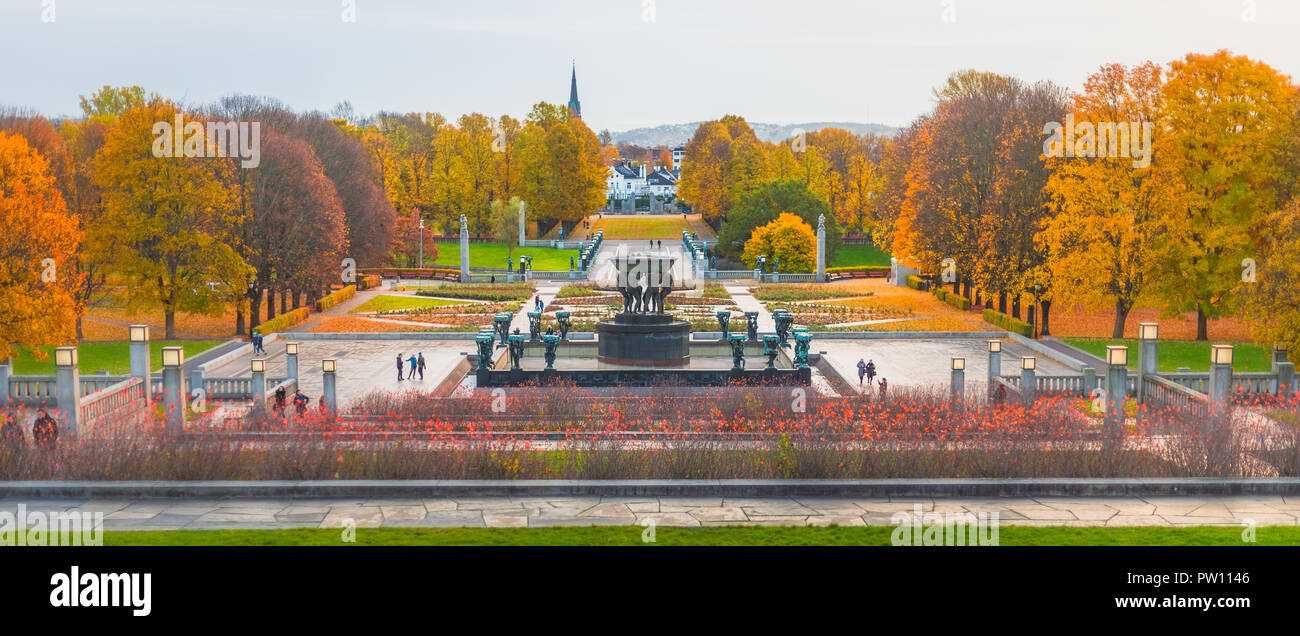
[297,113,395,266]
[677,120,732,222]
[1038,62,1172,337]
[94,99,250,338]
[717,178,838,262]
[516,102,606,227]
[0,132,82,360]
[1239,201,1300,352]
[741,212,816,271]
[1153,50,1297,339]
[489,197,525,263]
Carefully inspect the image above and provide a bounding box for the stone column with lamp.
[322,359,337,413]
[1020,356,1036,402]
[1104,345,1129,429]
[1137,323,1158,404]
[286,342,299,381]
[128,325,152,407]
[54,346,82,437]
[1208,345,1234,411]
[161,346,186,434]
[951,357,965,406]
[251,358,267,405]
[986,340,1001,395]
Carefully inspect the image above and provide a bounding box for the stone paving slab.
[9,495,1299,530]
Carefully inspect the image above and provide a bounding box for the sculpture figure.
[716,311,730,339]
[527,311,542,341]
[745,311,759,341]
[762,335,780,370]
[475,334,494,370]
[793,332,813,368]
[542,334,560,370]
[507,334,526,370]
[556,311,572,340]
[728,333,748,371]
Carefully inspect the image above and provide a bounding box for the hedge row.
[982,308,1033,337]
[253,307,310,335]
[316,285,356,312]
[905,274,928,291]
[825,266,891,275]
[358,275,382,290]
[933,287,972,310]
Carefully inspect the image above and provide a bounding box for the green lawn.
[349,295,468,314]
[591,216,693,239]
[829,244,892,268]
[103,525,1300,546]
[432,242,576,270]
[10,340,223,375]
[1064,339,1273,372]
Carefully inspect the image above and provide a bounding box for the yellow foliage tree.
[0,132,82,360]
[741,212,816,272]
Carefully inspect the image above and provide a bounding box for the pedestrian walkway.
[13,495,1296,530]
[510,285,560,334]
[287,287,386,333]
[726,286,776,332]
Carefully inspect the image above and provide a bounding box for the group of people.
[856,358,888,396]
[251,331,266,354]
[273,385,322,417]
[396,352,427,381]
[1,409,61,451]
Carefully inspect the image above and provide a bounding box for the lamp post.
[1208,345,1234,411]
[1105,345,1128,428]
[129,324,151,407]
[1137,323,1157,405]
[251,358,267,405]
[1020,356,1036,403]
[418,218,424,269]
[950,357,965,405]
[987,340,1002,391]
[161,346,185,434]
[322,359,337,414]
[54,346,81,437]
[285,342,299,381]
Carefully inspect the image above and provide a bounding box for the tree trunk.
[249,287,262,329]
[1040,300,1052,336]
[266,288,276,321]
[292,288,301,310]
[236,306,245,336]
[998,292,1007,313]
[1112,300,1132,339]
[280,290,287,314]
[1197,309,1208,341]
[1012,297,1021,320]
[165,311,176,340]
[1027,305,1036,335]
[75,316,84,340]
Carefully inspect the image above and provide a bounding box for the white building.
[606,160,679,201]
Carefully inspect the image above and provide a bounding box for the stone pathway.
[288,287,385,333]
[725,286,776,333]
[8,496,1296,530]
[510,285,559,334]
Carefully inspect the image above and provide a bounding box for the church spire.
[567,62,581,120]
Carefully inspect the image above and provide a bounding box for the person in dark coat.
[32,409,58,449]
[1,411,25,450]
[396,353,405,381]
[417,352,426,381]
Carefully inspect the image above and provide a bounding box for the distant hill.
[609,121,899,147]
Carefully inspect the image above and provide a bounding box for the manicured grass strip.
[828,244,892,268]
[349,295,468,314]
[11,340,222,375]
[1064,339,1272,373]
[591,216,694,239]
[103,525,1300,547]
[432,242,576,270]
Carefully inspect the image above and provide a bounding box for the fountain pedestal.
[596,312,691,367]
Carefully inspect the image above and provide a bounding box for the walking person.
[292,389,310,417]
[396,353,405,381]
[856,358,868,386]
[865,359,877,385]
[417,352,426,381]
[878,378,888,398]
[407,353,418,380]
[32,409,58,451]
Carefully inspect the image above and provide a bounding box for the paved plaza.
[204,339,474,405]
[10,496,1298,530]
[822,337,1077,393]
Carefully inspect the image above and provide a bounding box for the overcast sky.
[2,0,1298,130]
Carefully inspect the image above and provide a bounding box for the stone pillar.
[815,213,826,282]
[128,325,152,408]
[518,201,527,247]
[188,365,204,403]
[1273,345,1288,374]
[286,342,299,381]
[1105,347,1128,426]
[161,346,186,435]
[1020,357,1036,403]
[1137,323,1158,404]
[0,357,10,405]
[322,359,337,414]
[1082,367,1097,393]
[54,347,81,438]
[1278,362,1294,397]
[950,358,965,405]
[986,340,1001,384]
[459,214,470,281]
[251,360,267,405]
[1208,345,1233,411]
